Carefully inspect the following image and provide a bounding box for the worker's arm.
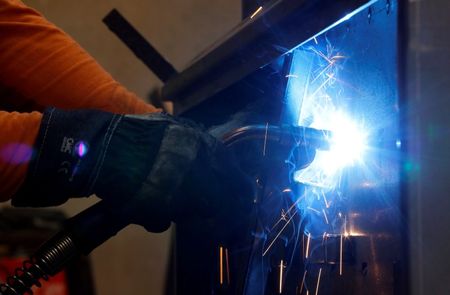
[0,0,160,201]
[0,0,158,114]
[12,109,254,232]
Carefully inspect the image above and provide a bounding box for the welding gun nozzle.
[222,125,332,151]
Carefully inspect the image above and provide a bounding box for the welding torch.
[0,125,331,295]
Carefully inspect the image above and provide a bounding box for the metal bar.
[103,9,177,82]
[163,0,377,111]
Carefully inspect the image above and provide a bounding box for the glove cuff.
[13,108,120,206]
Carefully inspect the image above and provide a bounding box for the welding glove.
[12,108,254,232]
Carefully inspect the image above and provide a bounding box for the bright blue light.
[396,139,402,149]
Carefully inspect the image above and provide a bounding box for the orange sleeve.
[0,111,41,201]
[0,0,161,201]
[0,0,159,114]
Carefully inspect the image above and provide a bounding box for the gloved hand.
[13,108,254,232]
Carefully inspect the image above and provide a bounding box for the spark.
[263,122,269,156]
[315,268,322,295]
[331,55,346,60]
[305,233,311,258]
[263,210,298,256]
[250,6,263,19]
[307,206,321,214]
[322,192,329,208]
[313,36,318,44]
[281,209,288,222]
[287,194,305,214]
[286,74,299,78]
[322,209,329,224]
[279,260,286,294]
[299,270,307,294]
[345,231,366,237]
[310,47,332,64]
[271,194,305,231]
[219,246,224,284]
[344,215,349,237]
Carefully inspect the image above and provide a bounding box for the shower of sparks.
[315,268,323,295]
[250,6,263,19]
[273,32,376,293]
[263,210,298,256]
[279,260,286,294]
[294,43,367,190]
[305,233,311,259]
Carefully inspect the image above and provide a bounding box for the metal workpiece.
[163,0,379,113]
[171,0,407,294]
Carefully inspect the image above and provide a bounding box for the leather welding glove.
[12,108,254,232]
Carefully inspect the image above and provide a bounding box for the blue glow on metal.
[283,8,395,238]
[287,0,380,55]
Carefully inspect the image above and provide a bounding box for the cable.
[0,232,77,295]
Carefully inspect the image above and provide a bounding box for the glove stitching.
[32,108,55,177]
[86,114,123,194]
